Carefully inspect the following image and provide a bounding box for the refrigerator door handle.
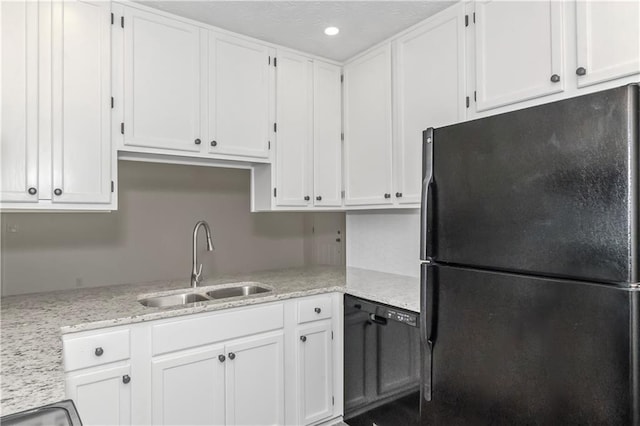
[421,263,436,402]
[420,128,434,261]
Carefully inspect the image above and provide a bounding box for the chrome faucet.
[191,220,214,288]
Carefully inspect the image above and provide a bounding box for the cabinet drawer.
[298,295,333,324]
[152,303,284,356]
[63,329,130,372]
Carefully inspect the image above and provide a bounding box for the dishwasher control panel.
[386,309,418,327]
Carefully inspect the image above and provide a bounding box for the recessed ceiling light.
[324,26,340,36]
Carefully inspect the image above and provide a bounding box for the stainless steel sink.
[206,284,271,299]
[139,292,209,308]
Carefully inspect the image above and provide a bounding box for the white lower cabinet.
[63,295,342,426]
[66,364,132,426]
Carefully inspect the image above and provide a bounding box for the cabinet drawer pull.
[314,307,321,314]
[304,196,310,201]
[54,188,63,196]
[316,196,322,201]
[210,140,217,147]
[228,352,236,360]
[218,354,226,363]
[94,347,104,356]
[576,67,587,76]
[300,335,307,342]
[384,193,391,199]
[550,74,560,83]
[395,192,403,198]
[28,187,37,195]
[122,375,131,384]
[194,138,201,145]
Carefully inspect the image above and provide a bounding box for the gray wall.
[346,210,420,277]
[0,161,311,296]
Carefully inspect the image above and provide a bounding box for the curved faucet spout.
[191,220,214,288]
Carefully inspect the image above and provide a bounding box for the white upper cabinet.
[275,50,313,207]
[123,7,201,152]
[1,0,39,204]
[575,0,640,88]
[344,44,394,206]
[51,0,112,204]
[474,0,565,111]
[394,3,466,204]
[208,33,270,159]
[313,61,343,207]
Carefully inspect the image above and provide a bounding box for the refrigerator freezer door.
[420,264,639,425]
[430,84,639,284]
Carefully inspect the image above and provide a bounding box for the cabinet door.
[313,61,343,207]
[51,0,112,204]
[0,0,39,203]
[123,7,201,152]
[394,3,466,205]
[275,50,313,207]
[575,0,640,87]
[151,345,226,425]
[66,364,132,426]
[474,0,564,111]
[298,321,333,425]
[208,33,270,159]
[344,45,393,206]
[226,332,284,425]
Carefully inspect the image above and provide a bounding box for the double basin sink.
[139,283,271,308]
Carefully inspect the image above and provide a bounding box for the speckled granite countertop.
[0,266,418,415]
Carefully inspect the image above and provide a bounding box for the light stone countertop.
[0,266,419,416]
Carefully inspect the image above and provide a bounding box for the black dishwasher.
[344,295,421,426]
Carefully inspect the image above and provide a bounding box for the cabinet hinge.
[111,181,115,193]
[341,190,345,199]
[111,13,114,25]
[274,57,277,67]
[341,133,344,142]
[332,396,335,406]
[465,14,469,27]
[268,56,271,65]
[268,141,271,150]
[111,97,114,109]
[121,122,124,134]
[121,16,124,28]
[340,74,344,83]
[473,12,476,23]
[474,91,477,102]
[466,96,470,108]
[273,122,277,133]
[331,331,334,340]
[273,188,277,197]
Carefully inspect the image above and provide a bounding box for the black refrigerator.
[419,84,640,425]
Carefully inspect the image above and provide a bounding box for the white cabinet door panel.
[475,0,564,111]
[51,0,111,204]
[226,332,284,425]
[208,33,270,159]
[344,45,393,206]
[575,0,640,87]
[1,1,39,203]
[151,345,226,425]
[124,7,201,151]
[395,3,466,204]
[66,364,132,426]
[275,50,313,207]
[298,321,333,425]
[313,61,343,207]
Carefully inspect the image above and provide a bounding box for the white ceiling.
[135,1,456,62]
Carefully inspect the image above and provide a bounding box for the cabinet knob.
[576,67,587,76]
[304,196,310,201]
[195,138,201,145]
[54,188,63,196]
[550,74,560,83]
[218,354,226,363]
[228,352,236,360]
[384,193,391,199]
[122,375,131,384]
[300,335,307,342]
[314,307,321,314]
[28,187,37,195]
[395,192,403,198]
[316,196,322,201]
[210,140,217,147]
[94,347,104,356]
